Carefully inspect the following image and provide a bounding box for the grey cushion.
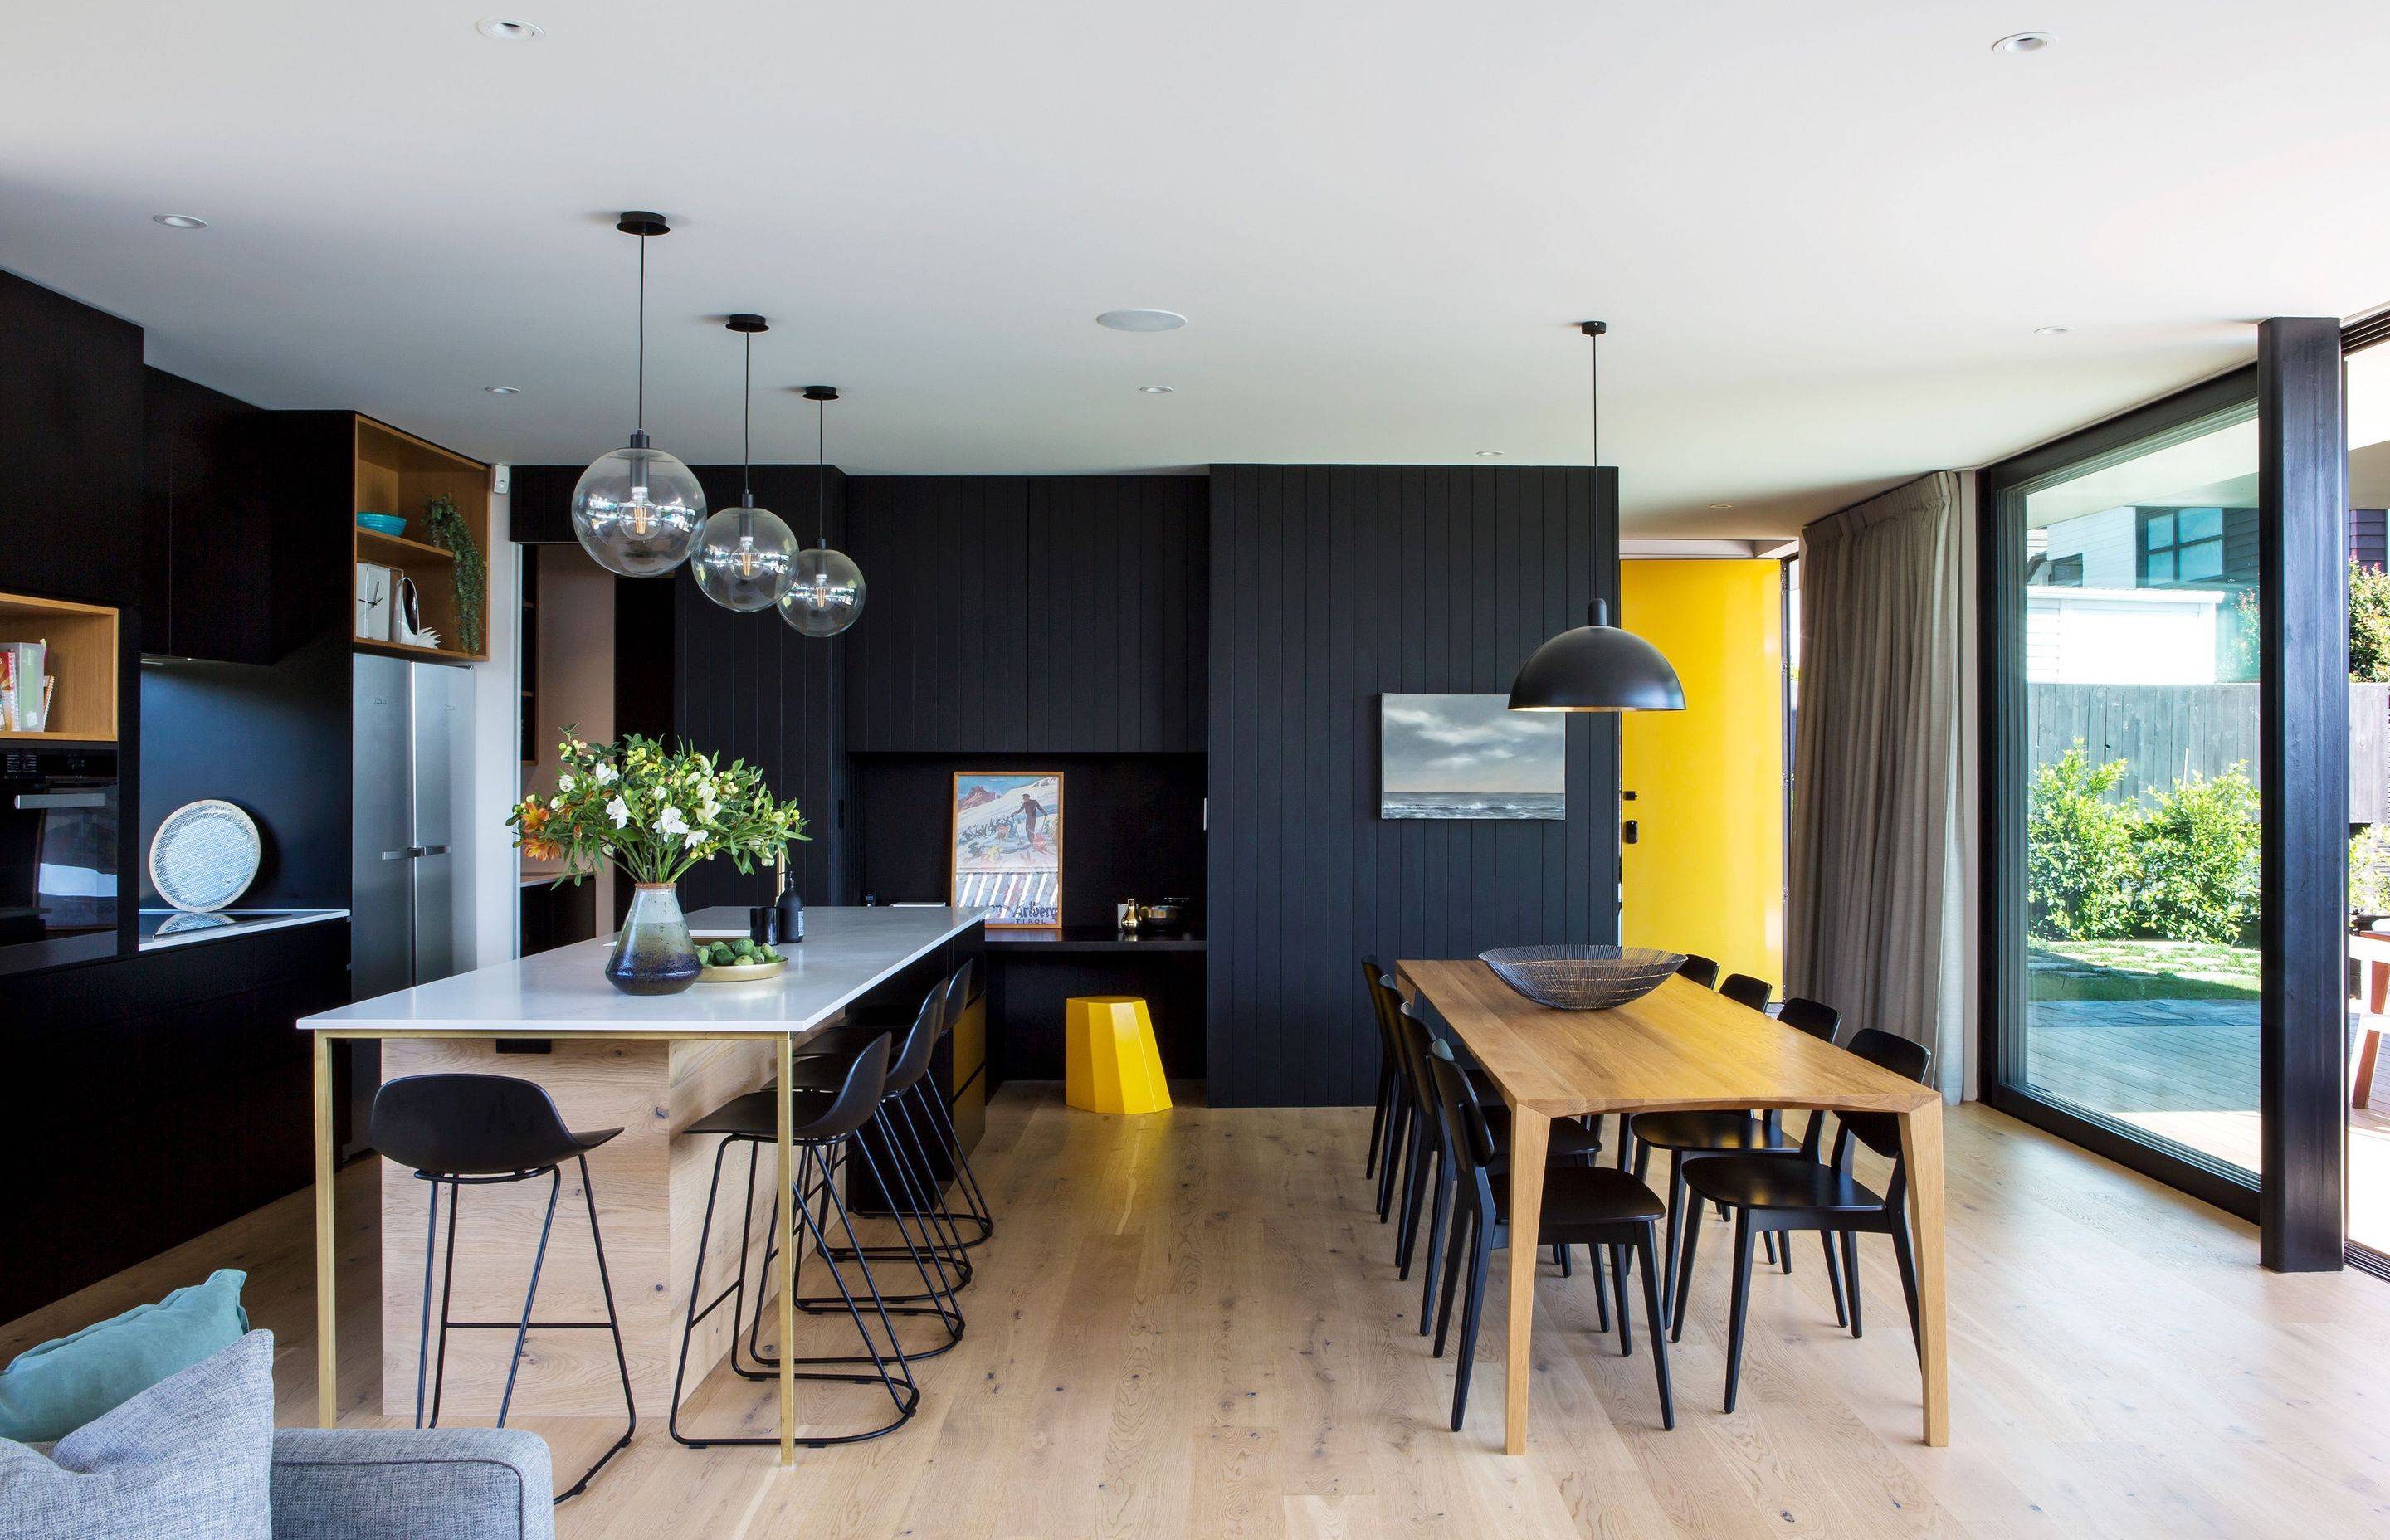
[269,1426,554,1540]
[0,1327,275,1538]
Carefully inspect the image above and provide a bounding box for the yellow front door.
[1618,559,1785,989]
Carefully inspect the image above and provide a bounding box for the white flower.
[656,806,690,840]
[685,829,706,849]
[698,792,722,823]
[593,763,618,787]
[549,795,564,811]
[607,796,632,829]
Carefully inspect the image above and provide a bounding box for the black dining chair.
[1426,1045,1673,1432]
[1361,954,1405,1196]
[1675,953,1722,990]
[1718,972,1773,1012]
[369,1074,635,1502]
[1671,1027,1934,1413]
[1395,999,1607,1338]
[1625,996,1842,1323]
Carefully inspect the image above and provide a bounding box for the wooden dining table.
[1397,959,1949,1455]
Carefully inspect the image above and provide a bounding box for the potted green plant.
[510,731,807,993]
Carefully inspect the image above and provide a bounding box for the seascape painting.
[950,772,1064,925]
[1380,694,1565,820]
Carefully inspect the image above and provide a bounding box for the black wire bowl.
[1477,945,1689,1011]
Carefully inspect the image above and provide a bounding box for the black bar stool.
[788,958,996,1247]
[369,1074,635,1503]
[667,1036,934,1446]
[781,982,976,1313]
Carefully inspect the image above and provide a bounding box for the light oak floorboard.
[9,1087,2390,1538]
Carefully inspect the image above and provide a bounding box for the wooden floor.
[10,1084,2390,1538]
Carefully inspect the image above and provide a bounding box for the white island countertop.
[299,904,984,1036]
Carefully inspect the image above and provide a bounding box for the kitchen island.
[298,904,985,1466]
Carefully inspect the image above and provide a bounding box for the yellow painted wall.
[1619,560,1784,989]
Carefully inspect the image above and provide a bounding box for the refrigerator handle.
[381,849,412,861]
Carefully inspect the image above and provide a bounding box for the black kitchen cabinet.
[0,922,351,1323]
[843,475,1207,753]
[0,269,144,607]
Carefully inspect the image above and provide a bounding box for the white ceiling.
[6,2,2388,536]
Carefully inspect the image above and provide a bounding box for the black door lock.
[1622,819,1639,844]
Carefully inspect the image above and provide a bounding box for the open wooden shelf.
[0,592,119,742]
[357,527,456,566]
[353,416,490,662]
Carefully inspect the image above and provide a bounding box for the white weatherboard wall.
[2026,587,2222,685]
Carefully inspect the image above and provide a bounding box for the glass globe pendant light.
[778,387,866,638]
[571,212,708,578]
[691,315,800,612]
[1508,322,1685,713]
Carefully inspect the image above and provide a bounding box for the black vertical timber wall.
[673,465,849,910]
[1205,465,1620,1107]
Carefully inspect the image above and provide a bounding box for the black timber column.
[2257,315,2348,1272]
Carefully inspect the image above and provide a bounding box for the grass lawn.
[2028,938,2260,1001]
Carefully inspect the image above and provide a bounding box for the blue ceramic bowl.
[356,512,407,538]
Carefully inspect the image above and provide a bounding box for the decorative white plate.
[150,800,262,913]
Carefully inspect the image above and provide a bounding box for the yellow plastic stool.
[1065,996,1173,1114]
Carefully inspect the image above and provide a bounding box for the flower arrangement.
[510,730,807,886]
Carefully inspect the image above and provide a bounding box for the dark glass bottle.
[774,887,806,943]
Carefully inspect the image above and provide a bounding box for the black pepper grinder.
[773,851,806,943]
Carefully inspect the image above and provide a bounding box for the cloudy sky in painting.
[1380,694,1565,793]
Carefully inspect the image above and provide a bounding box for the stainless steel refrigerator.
[349,655,471,1147]
[353,653,469,994]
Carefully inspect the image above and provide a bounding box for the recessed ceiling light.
[1138,385,1173,394]
[152,214,207,229]
[1475,451,1504,457]
[1993,32,2053,54]
[485,385,523,395]
[476,17,544,41]
[2034,325,2071,335]
[1710,503,1735,510]
[1096,309,1187,333]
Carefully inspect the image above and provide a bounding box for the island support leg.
[1501,1105,1550,1455]
[777,1031,796,1467]
[314,1030,339,1428]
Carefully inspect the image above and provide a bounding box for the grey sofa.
[1,1331,554,1539]
[270,1425,554,1540]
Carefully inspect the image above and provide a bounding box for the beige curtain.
[1791,471,1972,1095]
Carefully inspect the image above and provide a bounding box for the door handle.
[1622,819,1640,845]
[15,792,107,809]
[417,844,450,856]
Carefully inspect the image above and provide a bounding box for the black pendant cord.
[1583,319,1607,627]
[636,233,647,438]
[740,330,754,510]
[816,397,828,549]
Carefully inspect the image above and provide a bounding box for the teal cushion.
[0,1270,249,1443]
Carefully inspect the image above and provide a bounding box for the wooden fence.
[2029,682,2389,823]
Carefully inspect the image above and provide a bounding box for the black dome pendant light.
[1507,321,1686,714]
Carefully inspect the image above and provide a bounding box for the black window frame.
[1978,365,2265,1222]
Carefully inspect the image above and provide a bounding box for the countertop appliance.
[0,747,119,975]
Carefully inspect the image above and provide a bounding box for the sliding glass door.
[1983,372,2266,1212]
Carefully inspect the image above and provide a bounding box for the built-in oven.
[0,748,120,971]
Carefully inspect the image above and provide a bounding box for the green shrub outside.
[2027,745,2138,940]
[2026,740,2260,943]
